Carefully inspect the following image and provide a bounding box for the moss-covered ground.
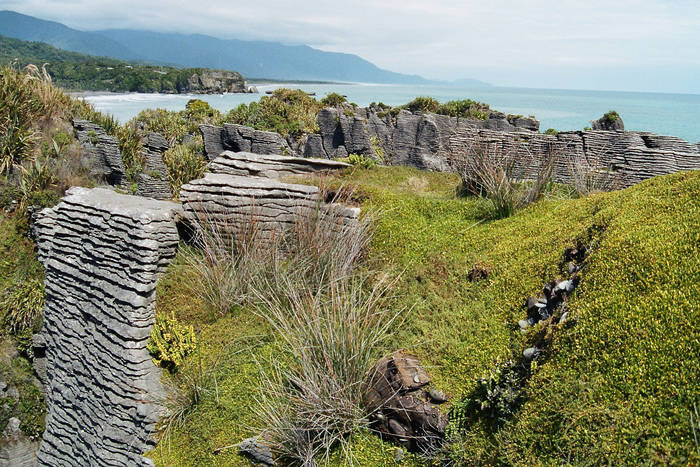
[151,167,699,466]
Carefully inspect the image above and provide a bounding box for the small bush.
[544,128,559,135]
[320,92,347,107]
[162,140,206,197]
[253,274,400,466]
[439,99,491,120]
[226,88,322,138]
[147,311,197,373]
[603,110,620,123]
[343,153,376,169]
[1,276,44,334]
[402,96,440,114]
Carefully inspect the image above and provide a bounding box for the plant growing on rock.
[320,92,347,107]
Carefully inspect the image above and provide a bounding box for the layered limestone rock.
[73,120,126,185]
[136,132,172,199]
[34,187,182,467]
[201,123,291,160]
[179,173,359,241]
[200,106,698,186]
[449,128,700,188]
[207,151,350,178]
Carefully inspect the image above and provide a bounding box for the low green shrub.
[225,88,322,138]
[162,140,206,197]
[147,311,197,373]
[320,92,347,107]
[343,153,376,169]
[544,128,559,135]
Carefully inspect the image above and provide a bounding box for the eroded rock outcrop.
[201,124,291,160]
[180,151,359,241]
[136,132,172,199]
[201,107,699,187]
[183,70,248,94]
[34,187,182,467]
[73,120,126,185]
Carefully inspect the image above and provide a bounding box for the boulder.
[591,111,625,131]
[363,350,447,453]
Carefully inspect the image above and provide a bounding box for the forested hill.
[0,35,248,94]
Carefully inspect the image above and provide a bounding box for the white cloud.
[4,0,700,91]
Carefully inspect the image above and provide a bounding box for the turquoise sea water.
[80,83,700,143]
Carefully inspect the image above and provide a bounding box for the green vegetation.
[0,35,245,93]
[319,92,347,107]
[398,96,492,120]
[544,128,559,135]
[603,110,620,123]
[151,166,699,465]
[147,312,197,373]
[341,153,377,169]
[162,140,206,197]
[226,88,322,138]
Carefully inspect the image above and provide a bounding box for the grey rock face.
[136,132,172,199]
[184,70,246,94]
[34,187,182,467]
[73,120,126,185]
[199,123,292,160]
[449,128,700,188]
[207,151,350,179]
[179,172,359,242]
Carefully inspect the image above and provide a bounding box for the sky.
[4,0,700,93]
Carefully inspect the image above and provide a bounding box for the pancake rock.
[206,151,350,178]
[136,132,172,199]
[73,120,126,185]
[33,187,182,467]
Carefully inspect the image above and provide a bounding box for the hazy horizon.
[3,1,699,94]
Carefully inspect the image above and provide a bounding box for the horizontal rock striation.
[34,187,182,467]
[201,123,291,160]
[207,151,350,178]
[448,128,700,188]
[73,120,126,185]
[200,107,699,187]
[136,132,172,200]
[179,172,359,241]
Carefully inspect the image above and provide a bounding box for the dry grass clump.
[567,151,625,196]
[451,135,557,218]
[253,274,399,466]
[180,200,390,465]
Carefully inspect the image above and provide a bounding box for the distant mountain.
[0,10,447,84]
[0,10,140,60]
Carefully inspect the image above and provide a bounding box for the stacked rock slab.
[180,152,359,241]
[448,128,700,188]
[73,120,126,185]
[136,132,172,199]
[200,123,291,160]
[34,187,182,467]
[207,151,350,178]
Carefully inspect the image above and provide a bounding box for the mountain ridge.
[0,10,490,85]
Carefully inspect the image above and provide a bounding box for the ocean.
[79,83,700,143]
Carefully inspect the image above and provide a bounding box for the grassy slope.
[152,167,699,466]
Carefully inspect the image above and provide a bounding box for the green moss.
[152,168,700,466]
